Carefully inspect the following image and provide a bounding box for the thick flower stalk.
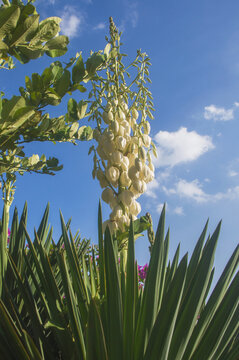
[88,18,157,234]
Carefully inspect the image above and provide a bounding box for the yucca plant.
[0,203,238,359]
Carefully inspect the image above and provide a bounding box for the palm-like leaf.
[0,203,238,360]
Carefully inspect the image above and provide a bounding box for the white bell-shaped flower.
[132,179,146,193]
[103,220,118,233]
[129,200,141,216]
[101,187,114,204]
[120,171,131,187]
[103,139,115,154]
[118,189,134,206]
[111,150,123,165]
[128,165,139,181]
[115,136,127,152]
[110,205,123,221]
[121,155,129,172]
[106,166,120,183]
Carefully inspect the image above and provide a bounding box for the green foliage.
[0,2,106,210]
[0,203,238,359]
[0,0,68,68]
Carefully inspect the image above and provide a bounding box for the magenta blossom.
[138,263,149,283]
[7,229,11,245]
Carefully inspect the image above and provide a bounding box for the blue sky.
[1,0,239,282]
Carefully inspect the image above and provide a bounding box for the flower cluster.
[138,263,148,289]
[93,97,155,233]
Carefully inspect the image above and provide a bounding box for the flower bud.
[139,147,146,161]
[143,121,151,134]
[103,111,110,124]
[110,120,119,134]
[148,162,155,172]
[132,108,139,120]
[142,134,151,148]
[135,158,143,171]
[115,109,126,122]
[108,111,114,121]
[121,102,128,112]
[121,120,131,135]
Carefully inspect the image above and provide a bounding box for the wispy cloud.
[228,170,238,177]
[173,206,184,215]
[127,2,139,28]
[164,179,209,203]
[156,203,165,214]
[204,104,234,121]
[154,127,214,168]
[145,178,160,199]
[60,6,84,38]
[93,22,106,31]
[119,1,139,32]
[163,178,239,203]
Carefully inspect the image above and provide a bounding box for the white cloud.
[170,179,209,203]
[127,3,139,28]
[234,102,239,107]
[204,104,234,121]
[145,178,160,198]
[119,2,139,32]
[173,206,184,215]
[154,127,214,168]
[228,170,238,177]
[213,186,239,201]
[156,203,166,214]
[60,6,83,38]
[163,178,239,204]
[93,22,106,31]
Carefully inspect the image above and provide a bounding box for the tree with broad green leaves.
[0,0,108,286]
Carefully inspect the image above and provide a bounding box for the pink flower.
[7,229,11,245]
